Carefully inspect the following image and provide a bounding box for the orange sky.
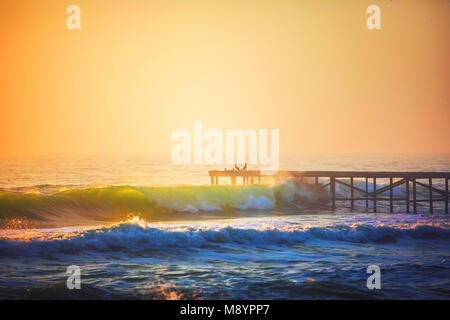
[0,0,449,156]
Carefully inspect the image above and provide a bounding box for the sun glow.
[1,0,449,156]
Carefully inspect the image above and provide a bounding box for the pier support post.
[446,178,448,214]
[429,178,433,214]
[331,177,336,210]
[389,178,393,213]
[350,177,354,211]
[365,177,368,211]
[207,170,449,213]
[406,179,410,213]
[373,178,377,213]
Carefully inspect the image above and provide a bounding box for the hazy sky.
[1,0,449,155]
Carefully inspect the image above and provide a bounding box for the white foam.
[238,195,274,210]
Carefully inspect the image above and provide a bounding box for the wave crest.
[0,183,327,226]
[1,218,449,257]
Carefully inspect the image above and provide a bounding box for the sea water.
[0,153,449,299]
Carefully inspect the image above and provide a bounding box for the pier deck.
[208,170,450,213]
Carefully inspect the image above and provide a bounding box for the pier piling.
[373,177,377,213]
[208,170,450,213]
[446,178,448,214]
[406,179,410,213]
[429,178,433,214]
[331,177,336,210]
[350,177,354,211]
[365,177,369,210]
[390,178,393,213]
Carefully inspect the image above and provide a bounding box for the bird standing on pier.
[234,163,247,171]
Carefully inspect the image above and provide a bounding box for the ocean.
[0,153,449,299]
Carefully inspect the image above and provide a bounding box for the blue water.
[0,154,449,299]
[0,213,449,299]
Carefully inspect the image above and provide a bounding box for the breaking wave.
[0,182,331,226]
[1,217,449,257]
[0,179,444,228]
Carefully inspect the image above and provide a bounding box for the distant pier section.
[208,170,450,214]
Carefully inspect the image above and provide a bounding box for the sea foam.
[1,217,449,257]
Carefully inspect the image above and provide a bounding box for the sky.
[0,0,449,156]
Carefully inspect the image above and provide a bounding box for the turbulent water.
[0,154,449,299]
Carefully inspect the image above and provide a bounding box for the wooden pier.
[208,170,450,213]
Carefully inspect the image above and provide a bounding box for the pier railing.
[208,170,450,214]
